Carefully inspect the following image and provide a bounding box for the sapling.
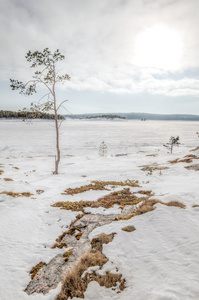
[10,48,70,174]
[163,136,180,153]
[99,141,108,156]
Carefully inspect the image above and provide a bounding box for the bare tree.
[10,48,70,174]
[163,136,180,153]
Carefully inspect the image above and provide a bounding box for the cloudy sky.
[1,0,199,114]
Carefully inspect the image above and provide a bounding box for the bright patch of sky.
[0,0,199,114]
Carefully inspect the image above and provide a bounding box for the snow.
[0,119,199,300]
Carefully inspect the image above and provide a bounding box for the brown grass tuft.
[179,158,193,163]
[166,201,186,209]
[75,232,82,240]
[0,191,33,197]
[0,169,4,175]
[122,225,136,232]
[29,262,46,280]
[63,249,73,262]
[169,155,199,165]
[53,188,144,212]
[192,204,199,208]
[51,242,68,249]
[3,178,13,181]
[184,154,198,159]
[55,226,82,243]
[56,231,68,243]
[137,190,153,196]
[62,180,140,196]
[116,198,185,221]
[36,189,44,194]
[91,233,115,252]
[169,158,179,164]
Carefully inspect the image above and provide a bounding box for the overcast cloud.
[1,0,199,113]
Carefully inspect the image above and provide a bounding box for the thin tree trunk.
[53,78,60,174]
[54,109,60,174]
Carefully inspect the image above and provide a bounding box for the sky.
[1,0,199,115]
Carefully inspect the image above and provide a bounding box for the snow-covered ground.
[0,119,199,300]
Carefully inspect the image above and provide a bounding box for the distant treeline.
[0,110,65,120]
[66,112,199,121]
[86,114,125,119]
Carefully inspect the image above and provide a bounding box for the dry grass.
[63,249,73,262]
[169,155,199,164]
[56,233,125,300]
[53,188,144,212]
[51,242,68,249]
[122,225,136,232]
[36,189,44,194]
[29,262,46,280]
[3,178,13,181]
[184,154,199,158]
[137,190,153,196]
[75,232,82,240]
[91,233,115,252]
[184,164,199,170]
[192,204,199,208]
[166,201,186,209]
[56,231,68,243]
[0,169,4,175]
[12,166,19,170]
[62,180,140,195]
[116,199,186,221]
[70,214,84,227]
[56,226,82,243]
[140,164,168,171]
[178,158,193,163]
[0,191,33,197]
[169,158,179,164]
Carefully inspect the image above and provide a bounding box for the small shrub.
[163,136,180,153]
[99,141,108,156]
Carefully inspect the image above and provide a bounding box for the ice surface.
[0,119,199,300]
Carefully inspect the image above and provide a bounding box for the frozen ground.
[0,119,199,300]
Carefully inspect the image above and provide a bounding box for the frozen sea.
[0,119,199,300]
